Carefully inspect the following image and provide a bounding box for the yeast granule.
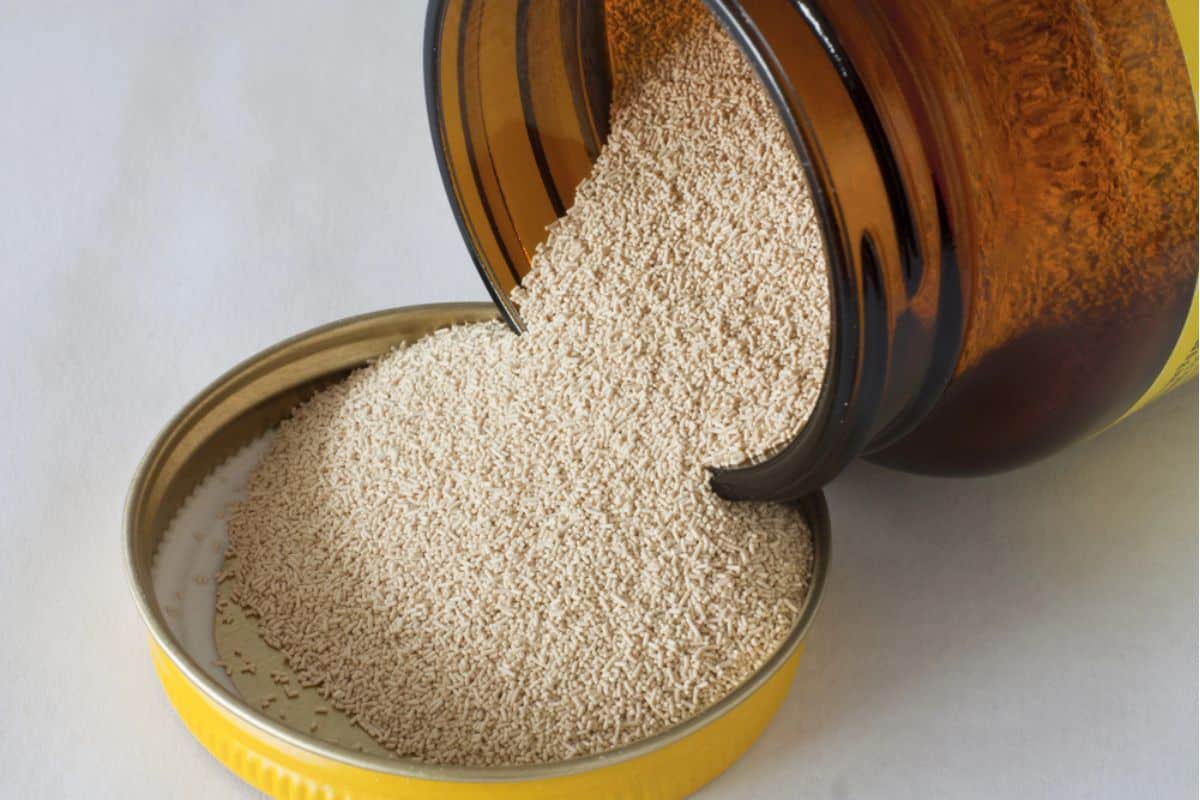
[227,0,829,766]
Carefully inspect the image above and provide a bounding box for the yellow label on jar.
[1118,293,1198,421]
[1114,0,1199,422]
[1167,0,1197,96]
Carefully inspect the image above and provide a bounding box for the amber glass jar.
[424,0,1198,500]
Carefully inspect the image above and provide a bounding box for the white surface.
[0,2,1195,797]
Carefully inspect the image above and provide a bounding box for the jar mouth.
[425,0,939,500]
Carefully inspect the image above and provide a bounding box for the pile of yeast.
[228,0,829,766]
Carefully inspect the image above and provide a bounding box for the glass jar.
[424,0,1198,500]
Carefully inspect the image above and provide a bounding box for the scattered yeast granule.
[228,0,829,767]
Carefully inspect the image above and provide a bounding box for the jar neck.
[425,0,967,501]
[707,0,965,500]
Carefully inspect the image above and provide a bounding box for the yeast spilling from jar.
[430,0,1198,500]
[193,0,830,769]
[129,0,1197,794]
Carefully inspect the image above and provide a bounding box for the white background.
[1,2,1196,798]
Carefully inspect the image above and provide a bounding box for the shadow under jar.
[424,0,1198,501]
